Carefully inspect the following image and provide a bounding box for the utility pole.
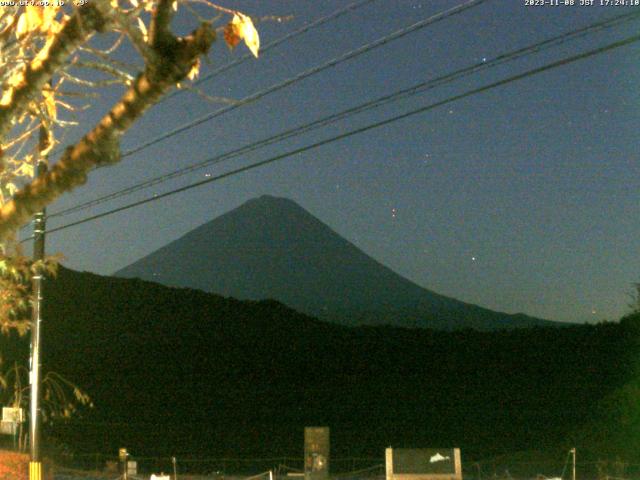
[571,448,576,480]
[29,125,49,480]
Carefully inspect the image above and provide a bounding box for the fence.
[38,453,640,480]
[50,454,384,478]
[461,460,640,480]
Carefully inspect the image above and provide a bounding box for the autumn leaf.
[16,6,59,38]
[223,12,259,58]
[223,20,241,49]
[14,163,34,178]
[5,183,17,196]
[42,86,57,121]
[41,6,58,33]
[0,69,25,106]
[187,58,201,81]
[16,8,39,38]
[137,17,148,42]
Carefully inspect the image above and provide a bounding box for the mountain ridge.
[28,266,634,460]
[115,195,559,330]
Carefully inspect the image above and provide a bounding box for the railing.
[42,453,640,480]
[51,454,383,477]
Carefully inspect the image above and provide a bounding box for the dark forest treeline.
[2,267,639,462]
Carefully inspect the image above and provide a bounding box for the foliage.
[0,361,92,422]
[0,1,260,332]
[0,361,92,451]
[31,267,640,458]
[0,250,60,335]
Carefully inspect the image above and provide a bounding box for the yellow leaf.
[14,163,34,178]
[187,58,200,81]
[26,7,43,32]
[225,13,259,58]
[32,34,56,71]
[0,90,13,107]
[137,17,148,42]
[16,7,56,37]
[15,12,29,38]
[3,15,15,29]
[40,6,58,32]
[42,86,57,121]
[0,70,25,106]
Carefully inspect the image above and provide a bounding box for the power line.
[119,0,490,159]
[166,0,379,97]
[43,0,489,219]
[46,0,380,161]
[48,9,640,219]
[31,32,640,240]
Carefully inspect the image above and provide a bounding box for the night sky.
[29,0,640,324]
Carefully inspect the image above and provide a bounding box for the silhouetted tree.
[0,2,260,332]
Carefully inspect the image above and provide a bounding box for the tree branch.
[0,1,115,143]
[0,22,216,241]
